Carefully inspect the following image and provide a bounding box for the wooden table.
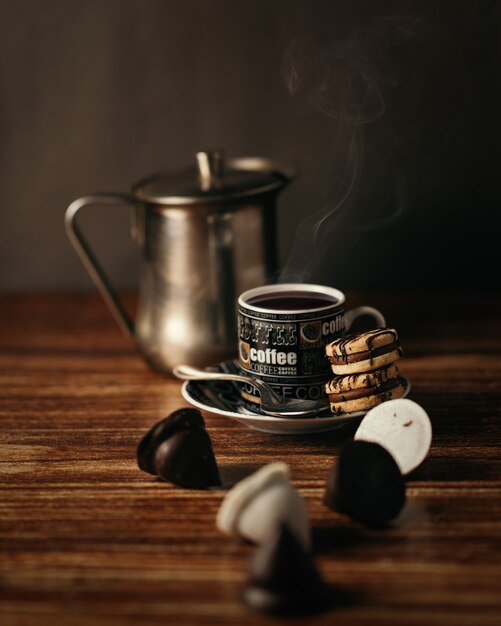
[1,292,500,626]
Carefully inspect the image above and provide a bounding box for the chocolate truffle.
[324,440,405,527]
[137,408,221,489]
[216,463,311,550]
[354,398,432,475]
[137,408,205,474]
[154,427,221,489]
[243,523,331,615]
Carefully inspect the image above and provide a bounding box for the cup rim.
[238,283,345,315]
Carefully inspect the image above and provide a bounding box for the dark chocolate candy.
[243,523,332,615]
[154,427,221,489]
[324,440,406,527]
[137,408,205,474]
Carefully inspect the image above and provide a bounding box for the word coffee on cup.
[237,284,385,412]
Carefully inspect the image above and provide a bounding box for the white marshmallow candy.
[354,398,432,475]
[216,462,311,551]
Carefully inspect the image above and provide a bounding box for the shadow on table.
[218,463,264,489]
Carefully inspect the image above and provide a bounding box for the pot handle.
[64,193,136,339]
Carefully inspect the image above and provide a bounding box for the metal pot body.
[135,196,278,371]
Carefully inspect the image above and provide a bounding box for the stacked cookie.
[325,328,405,414]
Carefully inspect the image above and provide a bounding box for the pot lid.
[131,150,294,205]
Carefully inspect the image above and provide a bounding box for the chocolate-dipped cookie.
[137,409,221,489]
[325,364,405,414]
[243,523,331,615]
[326,328,402,375]
[324,440,406,527]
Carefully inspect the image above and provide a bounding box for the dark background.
[1,0,499,291]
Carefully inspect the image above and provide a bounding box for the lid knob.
[196,150,224,190]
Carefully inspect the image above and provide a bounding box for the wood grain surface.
[1,292,500,626]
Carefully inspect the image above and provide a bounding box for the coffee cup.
[237,284,385,412]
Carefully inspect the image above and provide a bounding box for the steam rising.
[279,15,423,283]
[282,34,385,124]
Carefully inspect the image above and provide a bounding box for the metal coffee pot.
[65,150,294,373]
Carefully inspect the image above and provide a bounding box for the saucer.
[179,361,411,435]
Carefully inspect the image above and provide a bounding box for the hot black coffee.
[248,291,338,311]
